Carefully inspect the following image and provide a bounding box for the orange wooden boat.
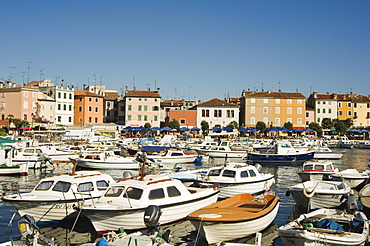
[187,193,279,244]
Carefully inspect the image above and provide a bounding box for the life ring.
[303,187,316,198]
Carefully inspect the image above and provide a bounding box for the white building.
[193,98,239,128]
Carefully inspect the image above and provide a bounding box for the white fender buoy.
[303,187,316,198]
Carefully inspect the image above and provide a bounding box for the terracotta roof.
[315,94,336,100]
[242,91,306,99]
[125,90,160,98]
[105,91,119,101]
[161,100,183,107]
[74,90,104,97]
[196,98,239,108]
[348,94,370,103]
[25,81,43,86]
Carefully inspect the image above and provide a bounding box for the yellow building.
[240,90,306,128]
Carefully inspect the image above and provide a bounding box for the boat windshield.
[97,180,110,190]
[77,182,93,192]
[123,187,143,200]
[208,169,222,176]
[105,187,124,197]
[35,181,54,191]
[52,181,71,192]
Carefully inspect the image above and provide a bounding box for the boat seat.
[225,201,266,212]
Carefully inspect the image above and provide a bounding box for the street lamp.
[31,113,34,128]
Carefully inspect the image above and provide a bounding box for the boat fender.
[96,237,107,246]
[213,183,220,189]
[285,190,291,196]
[303,188,315,198]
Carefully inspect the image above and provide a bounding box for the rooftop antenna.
[8,67,15,81]
[27,61,32,83]
[39,67,44,80]
[174,87,177,99]
[154,80,157,90]
[100,76,103,85]
[278,81,281,91]
[55,77,60,85]
[133,77,135,89]
[93,74,97,86]
[146,82,150,90]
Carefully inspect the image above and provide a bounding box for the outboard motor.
[122,171,134,179]
[144,205,162,235]
[173,163,182,172]
[18,214,54,245]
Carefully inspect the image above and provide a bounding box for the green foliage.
[168,119,180,130]
[321,118,333,129]
[344,118,353,128]
[144,122,151,130]
[0,128,7,136]
[309,122,322,132]
[227,121,239,129]
[283,122,293,130]
[256,121,266,132]
[334,120,348,134]
[201,120,209,133]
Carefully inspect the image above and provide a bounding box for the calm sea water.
[1,148,370,245]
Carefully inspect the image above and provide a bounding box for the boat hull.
[246,152,314,164]
[279,209,369,246]
[81,190,219,233]
[75,159,139,169]
[189,198,279,244]
[198,176,275,198]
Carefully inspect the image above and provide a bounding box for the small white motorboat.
[330,169,369,189]
[279,208,369,246]
[287,180,351,210]
[144,149,198,164]
[312,147,343,159]
[1,170,116,223]
[78,174,219,233]
[297,160,339,182]
[192,163,275,198]
[70,150,140,169]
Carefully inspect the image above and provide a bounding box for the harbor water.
[1,148,370,245]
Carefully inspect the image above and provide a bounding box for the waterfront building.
[74,90,104,126]
[119,87,161,127]
[349,94,370,127]
[240,90,306,128]
[192,98,239,129]
[26,79,74,126]
[307,92,338,125]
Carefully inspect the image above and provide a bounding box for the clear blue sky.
[1,1,369,101]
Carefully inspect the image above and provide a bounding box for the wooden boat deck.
[187,193,279,222]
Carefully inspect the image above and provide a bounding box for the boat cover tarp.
[313,219,344,231]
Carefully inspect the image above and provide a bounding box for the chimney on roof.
[133,87,136,91]
[156,88,160,94]
[313,92,318,98]
[83,84,86,90]
[125,86,128,91]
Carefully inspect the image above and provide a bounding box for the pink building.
[123,88,161,127]
[0,82,40,123]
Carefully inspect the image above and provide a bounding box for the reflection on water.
[0,148,370,245]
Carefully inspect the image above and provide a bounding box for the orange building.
[74,90,104,126]
[168,110,197,128]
